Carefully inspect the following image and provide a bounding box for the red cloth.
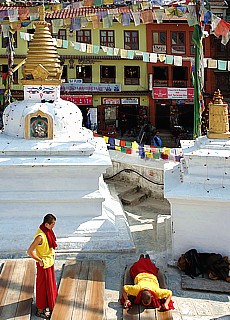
[36,263,58,311]
[40,223,57,249]
[130,257,159,279]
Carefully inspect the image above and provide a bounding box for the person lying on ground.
[121,254,174,311]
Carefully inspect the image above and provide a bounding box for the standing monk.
[27,213,58,319]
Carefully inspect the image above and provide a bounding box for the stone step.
[120,187,150,205]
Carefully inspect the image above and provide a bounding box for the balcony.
[173,80,187,88]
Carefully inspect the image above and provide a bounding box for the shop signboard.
[102,98,120,105]
[69,79,83,84]
[61,95,92,105]
[121,98,139,104]
[61,83,121,92]
[152,87,194,99]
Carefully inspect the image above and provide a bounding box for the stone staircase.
[119,186,151,206]
[160,130,177,148]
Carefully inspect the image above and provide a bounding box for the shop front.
[60,83,150,136]
[152,87,194,134]
[97,97,149,138]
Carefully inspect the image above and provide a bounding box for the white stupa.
[0,6,134,254]
[164,90,230,260]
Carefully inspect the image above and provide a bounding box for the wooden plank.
[140,307,157,319]
[0,260,16,314]
[52,260,106,320]
[0,260,26,320]
[156,271,173,320]
[50,260,82,320]
[14,259,36,320]
[156,310,173,320]
[72,260,89,320]
[123,305,140,320]
[181,274,230,293]
[123,266,139,320]
[82,260,105,320]
[157,271,167,289]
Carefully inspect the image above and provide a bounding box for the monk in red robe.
[27,213,58,319]
[121,254,174,311]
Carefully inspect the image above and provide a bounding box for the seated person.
[121,254,174,311]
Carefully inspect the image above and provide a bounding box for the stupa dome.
[3,98,94,142]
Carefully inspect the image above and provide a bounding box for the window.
[76,65,92,83]
[61,65,68,83]
[171,32,185,54]
[1,64,18,84]
[76,30,91,44]
[100,31,114,48]
[124,31,139,50]
[53,29,66,40]
[152,31,166,53]
[2,32,17,49]
[124,66,140,85]
[215,72,230,92]
[153,66,168,86]
[172,67,187,87]
[100,66,116,83]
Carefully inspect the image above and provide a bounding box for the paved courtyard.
[40,180,230,319]
[1,178,230,319]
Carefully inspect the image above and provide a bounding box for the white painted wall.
[164,136,230,261]
[168,198,230,259]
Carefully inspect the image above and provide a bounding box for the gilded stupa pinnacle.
[21,5,62,85]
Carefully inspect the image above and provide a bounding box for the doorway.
[155,103,170,130]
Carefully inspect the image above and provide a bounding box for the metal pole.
[192,0,203,138]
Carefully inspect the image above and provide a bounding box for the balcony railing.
[153,80,168,87]
[100,78,116,84]
[172,80,187,87]
[125,78,140,85]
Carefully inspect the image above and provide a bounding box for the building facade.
[0,1,229,137]
[0,20,150,137]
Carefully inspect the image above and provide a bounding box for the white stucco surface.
[164,135,230,260]
[0,94,136,253]
[3,98,88,140]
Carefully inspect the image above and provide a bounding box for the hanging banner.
[152,87,194,99]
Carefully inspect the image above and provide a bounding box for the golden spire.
[21,5,62,85]
[207,90,230,139]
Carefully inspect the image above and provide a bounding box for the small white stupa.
[0,6,134,254]
[164,90,230,261]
